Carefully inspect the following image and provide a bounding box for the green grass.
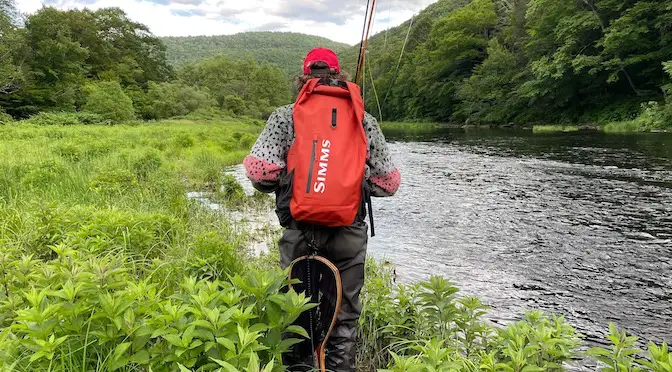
[603,120,647,133]
[532,125,580,133]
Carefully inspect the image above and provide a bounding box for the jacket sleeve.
[243,106,293,193]
[364,113,401,197]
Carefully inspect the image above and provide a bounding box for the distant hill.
[162,32,352,77]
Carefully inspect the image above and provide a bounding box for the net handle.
[287,255,343,372]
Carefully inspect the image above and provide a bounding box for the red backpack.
[287,78,367,227]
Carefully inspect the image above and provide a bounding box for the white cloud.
[15,0,437,44]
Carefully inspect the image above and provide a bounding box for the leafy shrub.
[183,107,230,121]
[587,324,671,372]
[224,95,246,116]
[84,81,136,123]
[74,111,110,125]
[0,110,13,124]
[90,168,138,195]
[0,250,313,371]
[218,174,246,203]
[144,82,216,120]
[25,112,82,126]
[359,261,581,371]
[182,232,244,281]
[603,120,641,133]
[635,102,667,131]
[606,101,672,132]
[173,133,195,149]
[130,149,164,181]
[19,111,110,126]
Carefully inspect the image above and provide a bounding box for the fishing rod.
[355,0,371,85]
[355,0,377,86]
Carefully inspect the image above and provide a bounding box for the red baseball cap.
[303,47,341,75]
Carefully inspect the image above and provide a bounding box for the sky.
[15,0,438,45]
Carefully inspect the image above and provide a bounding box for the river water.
[370,128,672,348]
[227,128,672,352]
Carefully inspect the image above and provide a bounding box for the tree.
[411,0,498,121]
[0,0,18,25]
[20,7,89,111]
[83,81,135,123]
[140,82,215,120]
[179,56,291,118]
[457,39,529,123]
[0,0,23,98]
[1,6,172,116]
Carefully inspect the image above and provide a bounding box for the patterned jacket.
[244,103,401,226]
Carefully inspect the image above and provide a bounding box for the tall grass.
[603,120,643,133]
[532,125,580,133]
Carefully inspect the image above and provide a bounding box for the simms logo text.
[313,140,331,193]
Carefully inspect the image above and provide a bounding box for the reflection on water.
[371,128,672,348]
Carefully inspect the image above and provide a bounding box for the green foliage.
[0,120,669,370]
[359,260,583,371]
[225,95,247,116]
[84,81,136,123]
[586,323,672,372]
[0,109,13,124]
[179,56,292,119]
[139,82,216,120]
[24,112,85,126]
[0,249,313,371]
[0,6,172,117]
[22,111,110,126]
[0,0,23,99]
[90,168,138,196]
[0,119,314,370]
[31,204,180,259]
[217,174,246,204]
[532,125,580,133]
[457,39,529,123]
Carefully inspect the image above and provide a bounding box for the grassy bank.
[0,119,669,371]
[532,125,581,133]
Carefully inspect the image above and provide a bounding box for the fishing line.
[369,55,383,122]
[383,12,415,105]
[383,0,391,51]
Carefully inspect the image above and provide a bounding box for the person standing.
[244,47,400,371]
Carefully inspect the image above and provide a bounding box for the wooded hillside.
[162,32,350,77]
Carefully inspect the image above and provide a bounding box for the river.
[227,127,672,353]
[371,127,672,348]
